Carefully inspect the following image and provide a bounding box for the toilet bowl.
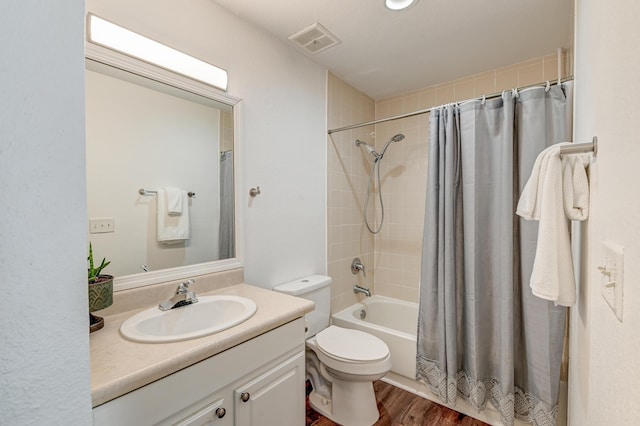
[273,275,391,426]
[306,325,391,426]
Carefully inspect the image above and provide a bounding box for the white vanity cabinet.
[92,318,306,426]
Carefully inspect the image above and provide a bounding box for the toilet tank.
[273,275,332,338]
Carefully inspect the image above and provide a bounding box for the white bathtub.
[333,295,560,426]
[332,295,418,379]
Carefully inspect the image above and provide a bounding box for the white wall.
[86,0,328,289]
[86,69,221,276]
[0,1,92,425]
[0,1,326,421]
[569,1,640,424]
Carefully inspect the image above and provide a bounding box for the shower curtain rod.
[327,76,574,135]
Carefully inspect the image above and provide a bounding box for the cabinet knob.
[215,407,226,418]
[240,392,251,402]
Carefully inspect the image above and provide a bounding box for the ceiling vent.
[288,23,341,54]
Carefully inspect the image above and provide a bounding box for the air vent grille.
[288,23,341,54]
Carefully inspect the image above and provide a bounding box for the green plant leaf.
[88,242,110,284]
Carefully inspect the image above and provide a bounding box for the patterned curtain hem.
[416,355,558,426]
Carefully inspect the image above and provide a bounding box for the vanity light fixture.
[86,14,228,91]
[384,0,419,11]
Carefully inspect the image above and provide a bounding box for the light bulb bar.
[86,14,228,91]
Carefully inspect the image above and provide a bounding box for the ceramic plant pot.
[88,274,114,333]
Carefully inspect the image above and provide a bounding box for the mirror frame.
[86,41,244,292]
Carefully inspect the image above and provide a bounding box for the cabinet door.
[172,397,231,426]
[234,352,305,426]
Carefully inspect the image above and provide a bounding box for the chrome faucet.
[158,279,198,311]
[353,285,371,297]
[351,257,366,277]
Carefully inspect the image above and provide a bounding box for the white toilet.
[274,275,391,426]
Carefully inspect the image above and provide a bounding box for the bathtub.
[333,297,562,426]
[332,297,518,425]
[332,295,418,379]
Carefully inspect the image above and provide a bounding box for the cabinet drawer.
[173,397,229,426]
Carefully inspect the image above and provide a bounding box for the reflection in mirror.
[85,59,235,282]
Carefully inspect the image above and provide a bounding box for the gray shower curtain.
[218,150,234,258]
[417,83,573,426]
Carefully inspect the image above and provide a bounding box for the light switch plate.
[90,217,115,234]
[601,240,624,322]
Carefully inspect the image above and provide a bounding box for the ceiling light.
[86,14,228,91]
[384,0,419,11]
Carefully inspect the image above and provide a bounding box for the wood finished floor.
[306,381,489,426]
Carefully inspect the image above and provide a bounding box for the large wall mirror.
[85,42,242,291]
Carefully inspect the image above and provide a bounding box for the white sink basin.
[120,295,257,343]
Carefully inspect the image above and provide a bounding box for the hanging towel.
[165,186,184,215]
[562,154,590,220]
[157,187,190,244]
[516,143,577,306]
[515,144,557,220]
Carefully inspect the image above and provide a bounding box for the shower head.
[356,134,404,162]
[390,134,405,142]
[379,133,405,158]
[356,139,381,159]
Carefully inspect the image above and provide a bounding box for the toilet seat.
[309,326,392,377]
[316,326,389,363]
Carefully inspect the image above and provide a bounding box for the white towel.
[157,188,190,244]
[516,144,558,220]
[562,154,590,221]
[517,143,577,306]
[165,186,184,215]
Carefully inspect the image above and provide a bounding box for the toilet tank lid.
[273,275,332,296]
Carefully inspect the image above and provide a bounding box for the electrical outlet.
[600,240,624,322]
[89,217,115,234]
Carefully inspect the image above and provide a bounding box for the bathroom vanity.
[90,283,313,425]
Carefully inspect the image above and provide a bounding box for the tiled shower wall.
[328,52,572,312]
[327,73,376,312]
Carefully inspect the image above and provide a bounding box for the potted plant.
[88,242,113,333]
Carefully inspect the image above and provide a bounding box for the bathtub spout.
[353,285,371,297]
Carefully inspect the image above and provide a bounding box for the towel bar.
[138,188,196,198]
[559,137,597,157]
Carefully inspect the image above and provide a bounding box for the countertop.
[90,283,314,407]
